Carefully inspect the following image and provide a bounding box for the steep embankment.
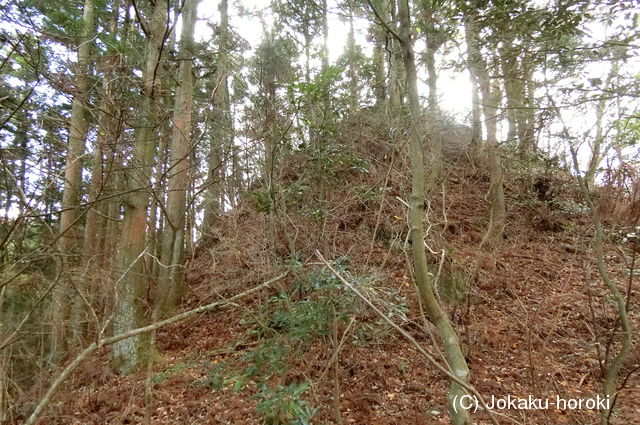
[23,115,640,424]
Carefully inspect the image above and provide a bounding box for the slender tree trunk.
[83,0,120,266]
[387,0,404,114]
[3,157,13,225]
[303,30,311,83]
[186,163,196,254]
[318,0,330,257]
[99,0,126,279]
[465,13,505,245]
[346,0,358,110]
[396,1,472,423]
[0,332,9,423]
[51,0,95,359]
[499,40,518,144]
[566,146,633,425]
[156,0,199,317]
[464,24,483,152]
[17,120,28,218]
[84,56,120,265]
[110,0,167,374]
[83,137,104,264]
[204,0,231,230]
[371,0,386,109]
[100,141,122,270]
[469,74,482,147]
[420,2,439,112]
[586,62,618,186]
[80,0,123,343]
[148,130,168,277]
[516,51,536,157]
[422,19,443,186]
[425,45,438,110]
[321,0,329,74]
[76,119,105,340]
[12,119,28,255]
[231,134,242,205]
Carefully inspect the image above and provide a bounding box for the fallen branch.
[24,271,289,425]
[315,251,507,425]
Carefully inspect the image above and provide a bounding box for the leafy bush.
[200,261,409,424]
[248,188,274,214]
[242,339,290,378]
[255,381,317,425]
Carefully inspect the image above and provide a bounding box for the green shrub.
[242,339,290,378]
[201,261,408,424]
[255,381,317,425]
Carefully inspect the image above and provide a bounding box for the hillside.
[4,0,640,424]
[15,116,639,425]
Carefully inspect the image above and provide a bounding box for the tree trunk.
[51,0,95,359]
[84,48,121,265]
[585,62,618,186]
[465,13,505,245]
[83,137,104,264]
[499,40,518,144]
[204,0,231,230]
[421,14,443,186]
[346,0,358,110]
[516,50,536,157]
[387,0,404,114]
[566,146,633,425]
[419,2,440,113]
[82,0,120,266]
[97,0,124,282]
[110,0,167,374]
[149,130,168,277]
[371,0,386,109]
[469,75,482,147]
[156,0,199,317]
[231,134,243,205]
[396,1,472,423]
[464,23,483,152]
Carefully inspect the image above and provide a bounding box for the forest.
[0,0,639,423]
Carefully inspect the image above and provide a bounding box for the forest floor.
[22,156,640,425]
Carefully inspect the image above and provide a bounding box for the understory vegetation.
[1,0,639,424]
